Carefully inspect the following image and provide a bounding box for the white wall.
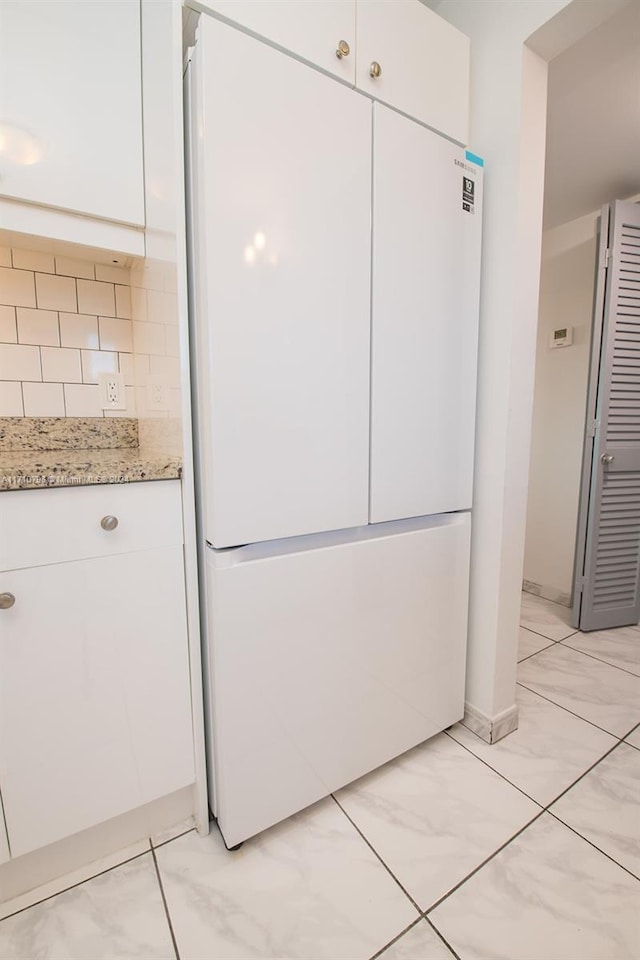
[523,210,600,604]
[432,0,618,736]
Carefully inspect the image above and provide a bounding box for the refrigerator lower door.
[205,512,471,848]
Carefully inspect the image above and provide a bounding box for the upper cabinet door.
[0,1,144,226]
[188,0,356,84]
[356,0,470,144]
[190,17,371,548]
[369,104,483,524]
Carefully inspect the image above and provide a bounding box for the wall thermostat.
[549,326,573,349]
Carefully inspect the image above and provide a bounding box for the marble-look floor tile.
[335,733,539,911]
[0,853,174,960]
[626,726,640,750]
[551,742,640,877]
[563,624,640,677]
[448,686,616,806]
[150,816,196,848]
[376,920,455,960]
[155,797,418,960]
[520,592,576,641]
[518,627,554,662]
[429,813,640,960]
[0,838,150,921]
[518,644,640,736]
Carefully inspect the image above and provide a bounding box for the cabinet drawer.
[0,480,183,572]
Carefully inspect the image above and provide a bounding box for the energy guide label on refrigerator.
[462,176,475,213]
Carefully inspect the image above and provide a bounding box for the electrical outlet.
[147,375,169,411]
[98,372,126,410]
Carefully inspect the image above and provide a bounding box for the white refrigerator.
[186,15,483,849]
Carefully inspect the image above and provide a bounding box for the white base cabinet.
[0,482,195,859]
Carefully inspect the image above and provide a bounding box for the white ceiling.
[543,0,640,228]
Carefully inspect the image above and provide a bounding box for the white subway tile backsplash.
[115,284,132,320]
[16,308,59,346]
[23,381,65,417]
[2,246,179,421]
[133,321,165,356]
[147,288,177,325]
[59,312,99,350]
[81,349,118,384]
[0,267,36,308]
[12,249,55,274]
[140,263,165,292]
[55,256,95,280]
[134,353,150,386]
[98,316,133,353]
[0,343,41,381]
[119,353,135,386]
[0,381,24,416]
[135,384,168,419]
[95,264,130,284]
[0,306,17,343]
[41,347,82,384]
[164,323,180,358]
[63,383,102,417]
[77,279,115,317]
[150,355,181,388]
[35,273,77,312]
[131,287,148,322]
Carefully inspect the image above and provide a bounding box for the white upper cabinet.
[188,0,356,84]
[190,17,371,548]
[356,0,469,143]
[369,104,482,523]
[0,1,144,227]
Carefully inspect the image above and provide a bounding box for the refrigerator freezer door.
[369,103,483,523]
[188,17,371,548]
[205,512,471,848]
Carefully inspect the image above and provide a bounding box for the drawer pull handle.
[100,515,119,532]
[369,61,382,79]
[0,593,15,610]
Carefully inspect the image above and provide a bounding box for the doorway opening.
[522,2,640,628]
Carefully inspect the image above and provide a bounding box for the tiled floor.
[1,595,639,960]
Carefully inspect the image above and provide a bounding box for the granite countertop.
[0,418,182,491]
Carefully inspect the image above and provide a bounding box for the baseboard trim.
[523,579,571,608]
[0,785,195,910]
[461,702,519,744]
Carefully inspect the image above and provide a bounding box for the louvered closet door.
[580,201,640,630]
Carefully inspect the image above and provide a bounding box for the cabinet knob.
[335,40,350,60]
[369,61,382,79]
[100,515,119,531]
[0,593,15,610]
[601,454,615,465]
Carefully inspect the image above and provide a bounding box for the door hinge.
[604,247,611,268]
[587,418,600,439]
